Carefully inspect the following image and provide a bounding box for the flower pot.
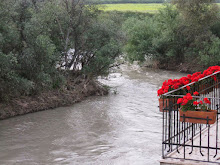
[159,98,175,112]
[179,109,217,124]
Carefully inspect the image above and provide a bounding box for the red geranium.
[186,86,190,90]
[193,101,199,105]
[181,99,188,106]
[204,98,211,104]
[193,91,199,95]
[177,98,183,104]
[157,66,220,98]
[177,93,212,112]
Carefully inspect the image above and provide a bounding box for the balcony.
[160,71,220,164]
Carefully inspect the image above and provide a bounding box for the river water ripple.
[0,65,186,165]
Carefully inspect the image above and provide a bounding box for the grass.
[98,3,165,13]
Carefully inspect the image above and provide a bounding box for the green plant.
[0,0,123,102]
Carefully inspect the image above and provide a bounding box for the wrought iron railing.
[161,71,220,163]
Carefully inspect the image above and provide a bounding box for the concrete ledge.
[160,120,220,165]
[160,158,218,165]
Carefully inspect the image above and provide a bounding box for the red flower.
[193,91,199,95]
[177,98,183,104]
[181,99,188,106]
[212,75,217,82]
[191,77,199,82]
[199,101,203,104]
[183,80,189,85]
[193,101,199,105]
[157,89,163,96]
[204,98,211,104]
[198,74,204,79]
[185,93,193,100]
[187,95,193,100]
[158,65,220,100]
[187,74,192,79]
[186,86,190,90]
[162,81,167,86]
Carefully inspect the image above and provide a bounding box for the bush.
[123,16,155,62]
[123,1,220,69]
[0,52,33,101]
[199,36,220,66]
[123,4,183,67]
[0,0,123,101]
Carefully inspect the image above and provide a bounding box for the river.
[0,65,186,165]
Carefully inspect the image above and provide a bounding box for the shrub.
[199,36,220,66]
[0,52,33,101]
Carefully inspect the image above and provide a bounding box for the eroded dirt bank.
[0,78,108,120]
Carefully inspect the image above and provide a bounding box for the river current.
[0,65,186,165]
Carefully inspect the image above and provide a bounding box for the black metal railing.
[161,71,220,163]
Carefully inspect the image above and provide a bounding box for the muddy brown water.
[0,65,186,165]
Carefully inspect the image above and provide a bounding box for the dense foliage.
[0,0,122,101]
[123,0,220,70]
[2,0,220,102]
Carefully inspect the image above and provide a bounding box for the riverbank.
[0,77,108,120]
[0,67,186,164]
[141,58,204,74]
[165,61,206,74]
[0,61,200,120]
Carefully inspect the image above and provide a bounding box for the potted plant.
[203,66,220,89]
[158,96,175,112]
[177,92,217,124]
[157,65,220,112]
[157,78,191,112]
[158,88,173,112]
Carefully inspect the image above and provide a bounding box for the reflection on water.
[0,65,186,165]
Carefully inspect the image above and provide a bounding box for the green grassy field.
[98,3,165,13]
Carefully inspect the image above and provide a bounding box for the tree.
[172,0,220,68]
[172,0,219,51]
[29,0,122,76]
[0,0,122,101]
[123,17,155,62]
[123,4,183,67]
[123,1,220,69]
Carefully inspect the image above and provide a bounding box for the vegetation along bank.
[119,0,220,72]
[96,0,220,72]
[0,0,122,119]
[1,0,220,119]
